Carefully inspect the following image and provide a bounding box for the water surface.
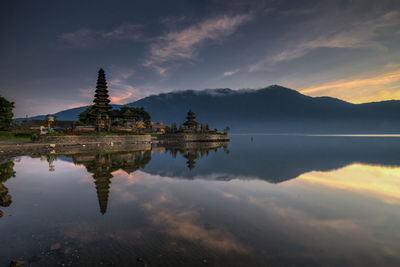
[1,135,400,266]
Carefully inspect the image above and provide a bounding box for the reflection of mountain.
[144,136,400,183]
[161,142,229,171]
[72,151,151,214]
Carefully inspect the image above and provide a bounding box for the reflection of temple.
[40,155,57,172]
[163,142,229,170]
[72,151,151,214]
[0,161,15,217]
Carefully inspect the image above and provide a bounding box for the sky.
[0,0,400,117]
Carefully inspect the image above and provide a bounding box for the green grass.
[0,131,35,142]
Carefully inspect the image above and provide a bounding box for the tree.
[171,122,177,133]
[0,96,14,130]
[224,126,230,134]
[77,106,95,125]
[145,120,151,128]
[200,123,206,133]
[118,107,151,122]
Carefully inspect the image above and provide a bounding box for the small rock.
[202,258,209,264]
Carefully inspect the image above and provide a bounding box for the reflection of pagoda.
[183,151,198,171]
[72,151,151,214]
[94,170,113,215]
[163,142,229,170]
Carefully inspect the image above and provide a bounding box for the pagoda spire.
[93,68,112,113]
[94,172,112,215]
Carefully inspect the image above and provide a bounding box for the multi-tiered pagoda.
[183,110,198,130]
[90,68,113,132]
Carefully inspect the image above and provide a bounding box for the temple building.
[183,110,198,131]
[89,68,113,132]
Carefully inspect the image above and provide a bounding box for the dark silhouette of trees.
[0,96,14,130]
[118,107,151,122]
[77,106,95,125]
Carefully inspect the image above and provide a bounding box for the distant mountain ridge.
[17,85,400,133]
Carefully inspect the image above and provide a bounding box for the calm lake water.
[1,135,400,266]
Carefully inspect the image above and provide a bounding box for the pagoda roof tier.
[94,93,110,98]
[94,101,110,105]
[93,104,112,109]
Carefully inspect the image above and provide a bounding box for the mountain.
[16,85,400,133]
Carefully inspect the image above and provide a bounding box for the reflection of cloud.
[143,193,250,253]
[246,196,389,261]
[222,192,240,200]
[250,196,360,231]
[296,163,400,204]
[61,221,100,242]
[299,69,400,103]
[110,170,167,203]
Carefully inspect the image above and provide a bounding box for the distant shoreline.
[230,133,400,137]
